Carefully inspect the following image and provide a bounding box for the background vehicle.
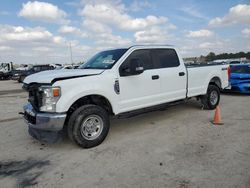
[229,64,250,94]
[16,64,30,71]
[61,65,73,69]
[22,45,229,148]
[51,64,63,69]
[229,61,241,65]
[18,64,54,82]
[72,65,79,69]
[61,64,80,69]
[11,70,24,80]
[0,62,13,80]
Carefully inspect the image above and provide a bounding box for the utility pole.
[69,42,73,64]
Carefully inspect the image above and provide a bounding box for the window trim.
[117,47,180,76]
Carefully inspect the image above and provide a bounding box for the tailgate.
[221,65,230,89]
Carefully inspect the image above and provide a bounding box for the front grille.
[24,83,43,111]
[24,111,36,124]
[29,89,39,110]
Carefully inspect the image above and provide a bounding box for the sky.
[0,0,250,64]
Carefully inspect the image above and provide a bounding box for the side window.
[152,49,180,68]
[121,49,153,71]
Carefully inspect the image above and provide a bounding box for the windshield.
[231,65,250,74]
[79,49,127,69]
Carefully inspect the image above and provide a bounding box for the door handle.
[179,72,185,76]
[152,75,159,80]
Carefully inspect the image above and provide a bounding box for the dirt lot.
[0,80,249,188]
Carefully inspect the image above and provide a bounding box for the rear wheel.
[67,104,110,148]
[201,85,220,110]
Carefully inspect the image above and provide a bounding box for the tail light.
[227,66,231,80]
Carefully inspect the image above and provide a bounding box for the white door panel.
[158,67,187,101]
[118,69,160,112]
[151,49,187,102]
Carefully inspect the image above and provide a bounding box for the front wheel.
[201,85,220,110]
[67,104,110,148]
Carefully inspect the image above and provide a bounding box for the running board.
[116,100,185,119]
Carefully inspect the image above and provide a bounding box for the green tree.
[206,52,216,61]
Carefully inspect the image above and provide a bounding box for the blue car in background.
[229,64,250,94]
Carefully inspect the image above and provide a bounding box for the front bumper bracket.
[22,103,67,143]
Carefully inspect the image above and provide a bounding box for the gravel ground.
[0,80,249,188]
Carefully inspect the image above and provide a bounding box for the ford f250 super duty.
[22,45,230,148]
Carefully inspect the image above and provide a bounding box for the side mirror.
[120,58,144,76]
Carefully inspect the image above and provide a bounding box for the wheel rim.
[210,90,218,105]
[80,115,104,140]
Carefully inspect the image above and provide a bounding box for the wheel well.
[67,95,113,116]
[63,95,113,131]
[209,77,221,89]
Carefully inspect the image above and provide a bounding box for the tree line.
[184,52,250,62]
[203,51,250,62]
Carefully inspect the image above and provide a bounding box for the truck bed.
[185,62,226,68]
[186,63,229,97]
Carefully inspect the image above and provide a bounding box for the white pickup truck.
[22,45,229,148]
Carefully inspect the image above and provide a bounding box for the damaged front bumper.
[23,103,67,143]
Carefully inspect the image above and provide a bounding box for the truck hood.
[23,69,104,84]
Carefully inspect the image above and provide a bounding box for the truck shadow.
[221,91,250,96]
[0,158,50,187]
[109,99,202,133]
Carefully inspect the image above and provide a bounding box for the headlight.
[39,86,61,112]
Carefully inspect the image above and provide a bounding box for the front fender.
[54,75,119,114]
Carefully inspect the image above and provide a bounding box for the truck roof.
[101,45,175,52]
[128,44,174,48]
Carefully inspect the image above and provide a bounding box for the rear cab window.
[151,49,180,68]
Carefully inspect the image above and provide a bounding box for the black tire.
[201,85,220,110]
[67,104,110,148]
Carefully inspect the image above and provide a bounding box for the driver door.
[117,49,161,113]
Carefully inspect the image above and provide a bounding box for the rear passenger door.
[151,49,187,102]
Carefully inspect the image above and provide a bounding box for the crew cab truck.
[22,45,229,148]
